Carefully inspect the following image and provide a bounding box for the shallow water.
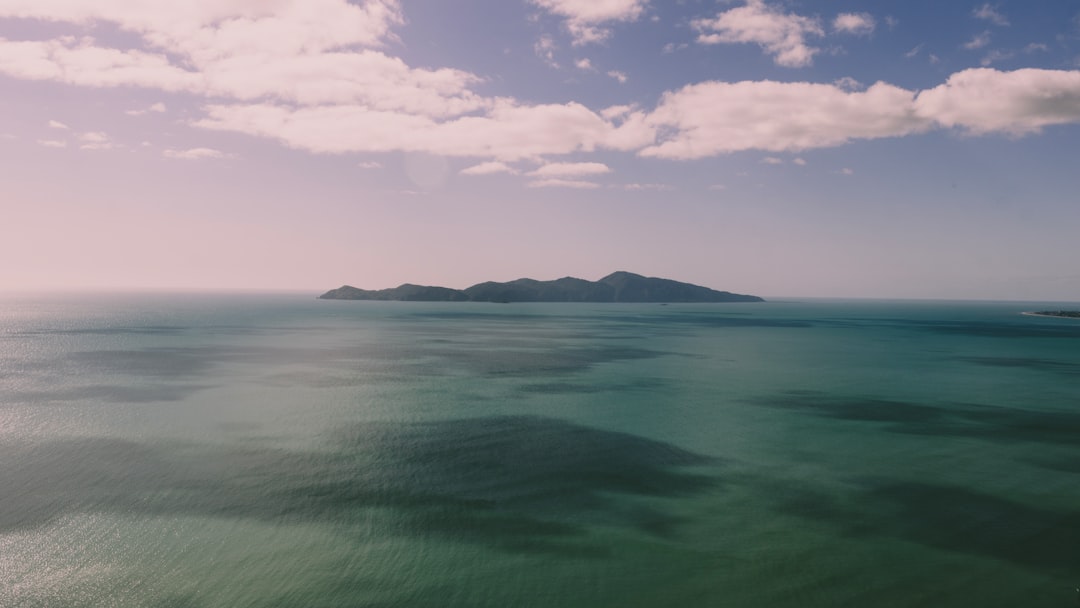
[1,293,1078,607]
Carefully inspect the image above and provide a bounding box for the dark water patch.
[517,376,669,395]
[915,320,1080,339]
[896,402,1080,447]
[426,345,666,377]
[0,416,718,555]
[753,391,945,423]
[21,325,191,337]
[862,482,1080,572]
[66,348,221,378]
[764,477,1080,573]
[13,383,214,403]
[754,391,1080,447]
[961,356,1080,376]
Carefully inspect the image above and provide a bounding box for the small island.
[319,271,764,303]
[1023,310,1080,319]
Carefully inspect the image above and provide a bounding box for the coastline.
[1021,311,1080,319]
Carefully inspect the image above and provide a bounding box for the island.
[319,271,764,303]
[1023,310,1080,319]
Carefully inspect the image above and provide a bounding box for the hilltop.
[319,272,764,303]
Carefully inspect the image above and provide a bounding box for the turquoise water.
[1,294,1078,607]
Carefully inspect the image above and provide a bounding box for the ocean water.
[1,293,1078,607]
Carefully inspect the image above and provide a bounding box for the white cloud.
[607,70,628,83]
[357,161,383,169]
[193,99,646,161]
[79,131,108,143]
[761,156,784,164]
[126,101,167,116]
[78,131,115,149]
[37,139,67,148]
[973,4,1009,27]
[461,161,517,176]
[574,57,592,70]
[530,0,648,45]
[534,35,559,68]
[47,119,68,129]
[833,13,875,36]
[526,178,600,188]
[839,167,854,175]
[163,147,229,160]
[622,183,672,191]
[528,162,611,177]
[708,184,727,191]
[904,44,923,59]
[913,68,1080,135]
[640,79,928,159]
[693,0,824,68]
[963,31,992,50]
[793,157,807,166]
[834,76,863,91]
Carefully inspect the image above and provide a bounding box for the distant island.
[1023,310,1080,319]
[319,271,764,303]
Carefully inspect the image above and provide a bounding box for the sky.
[2,0,1080,300]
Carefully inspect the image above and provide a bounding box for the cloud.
[461,161,517,176]
[78,131,115,150]
[914,68,1080,135]
[357,161,383,169]
[37,139,67,148]
[528,162,611,177]
[530,0,648,45]
[607,70,628,83]
[963,31,992,50]
[640,79,928,159]
[622,183,672,191]
[834,76,863,91]
[693,0,824,68]
[839,167,854,175]
[163,147,229,160]
[535,35,559,68]
[793,157,807,166]
[0,3,484,118]
[761,156,784,164]
[833,13,875,36]
[574,57,592,70]
[126,102,167,116]
[526,178,600,189]
[973,4,1009,27]
[47,119,68,129]
[194,99,649,161]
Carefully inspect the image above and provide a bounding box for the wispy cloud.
[528,162,612,177]
[693,0,824,68]
[530,0,648,45]
[963,31,992,50]
[461,161,517,176]
[47,120,69,130]
[357,161,383,169]
[761,156,784,164]
[126,102,167,116]
[78,131,115,150]
[607,70,628,83]
[37,139,67,148]
[526,178,600,189]
[973,4,1010,27]
[163,147,230,160]
[833,13,875,36]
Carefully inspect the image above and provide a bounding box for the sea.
[1,292,1078,607]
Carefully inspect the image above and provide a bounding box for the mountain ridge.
[319,272,764,303]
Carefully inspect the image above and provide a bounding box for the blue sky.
[2,0,1079,300]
